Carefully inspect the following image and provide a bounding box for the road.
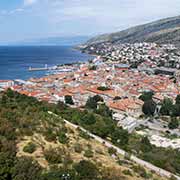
[48,111,180,180]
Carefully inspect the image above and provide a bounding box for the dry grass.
[16,124,168,180]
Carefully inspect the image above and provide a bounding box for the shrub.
[108,147,117,155]
[58,132,68,144]
[74,143,83,153]
[122,169,133,176]
[44,129,57,142]
[84,149,94,158]
[23,142,36,154]
[74,160,99,179]
[132,165,149,178]
[79,129,91,140]
[44,148,63,164]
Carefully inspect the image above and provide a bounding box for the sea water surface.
[0,46,92,80]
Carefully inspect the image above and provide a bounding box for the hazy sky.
[0,0,180,43]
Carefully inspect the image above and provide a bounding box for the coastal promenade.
[48,111,180,180]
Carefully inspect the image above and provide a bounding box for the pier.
[28,65,75,72]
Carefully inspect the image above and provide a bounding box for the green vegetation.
[44,148,63,164]
[122,169,133,176]
[160,98,174,116]
[23,142,36,154]
[0,89,180,178]
[84,148,94,158]
[160,95,180,117]
[108,147,117,155]
[168,118,179,129]
[97,86,111,91]
[139,91,154,102]
[74,160,99,179]
[64,95,74,105]
[74,143,83,153]
[85,95,103,110]
[132,165,151,179]
[142,100,156,116]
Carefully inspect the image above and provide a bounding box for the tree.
[85,95,103,110]
[140,136,152,152]
[142,100,156,116]
[81,113,96,125]
[65,95,74,105]
[172,104,180,117]
[168,118,179,129]
[97,86,110,91]
[160,98,173,116]
[175,94,180,105]
[85,97,97,110]
[139,91,154,102]
[96,104,112,118]
[111,128,129,147]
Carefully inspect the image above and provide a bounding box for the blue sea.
[0,46,92,80]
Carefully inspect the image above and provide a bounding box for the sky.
[0,0,180,43]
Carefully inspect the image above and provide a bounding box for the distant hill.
[83,15,180,47]
[14,36,90,46]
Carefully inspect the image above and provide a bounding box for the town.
[0,42,180,151]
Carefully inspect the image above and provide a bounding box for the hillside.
[0,89,171,180]
[83,15,180,47]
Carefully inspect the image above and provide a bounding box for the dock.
[28,65,75,72]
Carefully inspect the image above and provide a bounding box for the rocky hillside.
[0,89,171,180]
[83,15,180,48]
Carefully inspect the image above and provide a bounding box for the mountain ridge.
[83,15,180,47]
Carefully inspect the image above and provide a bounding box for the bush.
[44,129,57,142]
[132,165,149,178]
[122,169,133,176]
[74,160,99,179]
[58,132,68,144]
[44,148,63,164]
[84,149,94,158]
[74,143,83,153]
[108,147,117,155]
[79,129,91,140]
[23,142,36,154]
